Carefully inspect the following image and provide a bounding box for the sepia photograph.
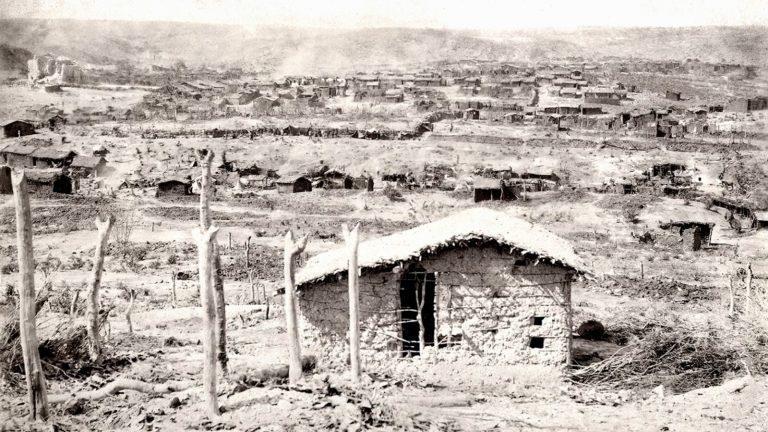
[0,0,767,430]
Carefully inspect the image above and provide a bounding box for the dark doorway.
[399,265,436,357]
[52,175,72,194]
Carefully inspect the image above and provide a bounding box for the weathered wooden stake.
[263,284,270,320]
[69,286,80,318]
[125,288,136,334]
[342,223,361,382]
[746,262,753,314]
[728,275,735,317]
[86,214,115,363]
[171,272,178,308]
[197,149,228,375]
[12,170,49,421]
[433,279,440,350]
[245,236,251,268]
[248,269,256,304]
[193,226,220,416]
[284,230,307,385]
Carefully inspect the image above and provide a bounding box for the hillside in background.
[0,19,765,73]
[520,26,768,65]
[0,43,32,74]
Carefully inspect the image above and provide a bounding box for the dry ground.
[1,80,768,430]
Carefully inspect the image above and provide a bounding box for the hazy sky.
[1,0,767,29]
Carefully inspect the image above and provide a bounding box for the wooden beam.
[12,170,49,421]
[342,223,361,382]
[283,230,307,386]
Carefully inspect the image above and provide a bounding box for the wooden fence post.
[125,288,136,334]
[69,286,81,318]
[284,230,307,386]
[245,236,251,269]
[263,284,270,320]
[342,223,361,382]
[12,170,49,421]
[746,262,753,314]
[86,214,115,362]
[728,275,736,317]
[197,149,228,375]
[193,226,220,416]
[171,271,178,308]
[248,269,256,304]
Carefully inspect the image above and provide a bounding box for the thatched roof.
[71,155,105,169]
[296,208,589,288]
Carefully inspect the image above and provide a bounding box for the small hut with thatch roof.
[292,208,588,367]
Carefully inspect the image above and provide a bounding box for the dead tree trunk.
[86,215,114,363]
[193,226,220,417]
[342,223,361,382]
[197,149,228,375]
[125,288,136,334]
[12,170,49,421]
[283,230,307,386]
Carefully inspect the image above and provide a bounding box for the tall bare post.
[197,149,228,375]
[86,214,115,362]
[342,223,361,382]
[746,262,753,314]
[171,271,178,308]
[284,230,307,386]
[433,281,440,351]
[125,288,136,334]
[263,284,270,320]
[728,275,735,317]
[245,236,251,269]
[248,269,256,304]
[69,286,81,318]
[193,226,220,417]
[12,170,49,421]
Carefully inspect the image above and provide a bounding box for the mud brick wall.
[298,243,573,367]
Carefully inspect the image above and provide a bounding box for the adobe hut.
[70,155,107,177]
[323,170,352,189]
[3,120,36,138]
[25,169,72,194]
[665,90,682,101]
[294,208,588,366]
[156,178,193,197]
[276,175,312,193]
[463,108,480,120]
[659,221,715,251]
[473,178,516,202]
[755,212,768,230]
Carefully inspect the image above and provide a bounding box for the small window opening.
[529,337,545,349]
[532,316,544,326]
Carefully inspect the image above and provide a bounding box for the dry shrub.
[382,184,405,202]
[571,318,767,393]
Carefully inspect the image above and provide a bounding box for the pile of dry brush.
[0,287,117,386]
[570,318,768,393]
